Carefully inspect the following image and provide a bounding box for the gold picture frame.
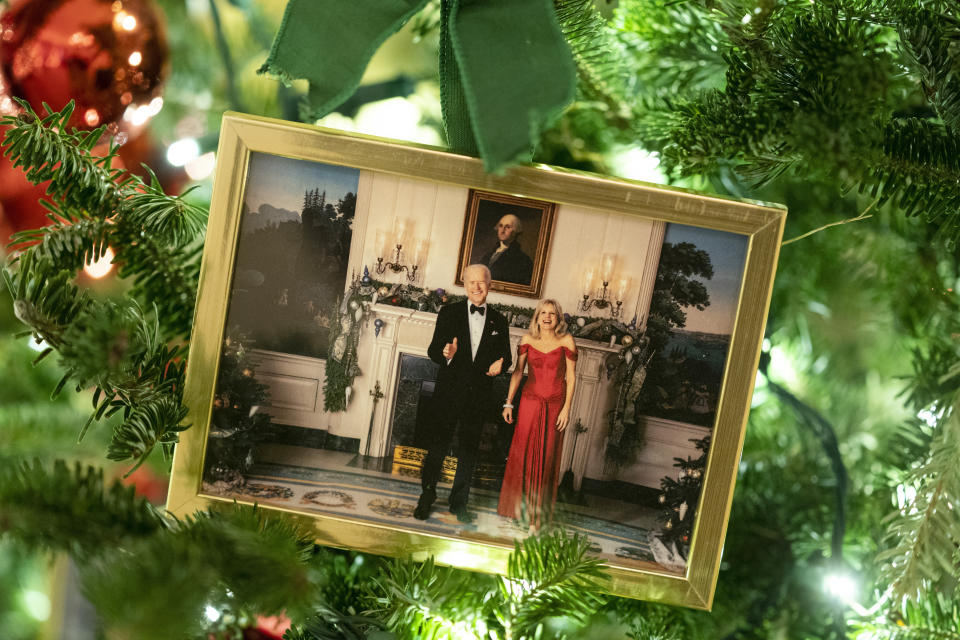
[166,111,786,610]
[455,189,557,297]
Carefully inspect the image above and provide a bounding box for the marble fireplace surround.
[252,302,709,491]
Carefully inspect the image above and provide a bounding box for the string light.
[21,590,50,621]
[185,152,216,180]
[166,138,200,167]
[84,248,115,279]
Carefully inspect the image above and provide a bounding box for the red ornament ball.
[0,0,168,130]
[0,136,50,243]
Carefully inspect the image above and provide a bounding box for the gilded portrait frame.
[166,112,786,610]
[455,189,557,297]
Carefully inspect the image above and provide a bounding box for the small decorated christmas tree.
[203,334,273,486]
[657,435,710,558]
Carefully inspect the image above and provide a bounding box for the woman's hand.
[556,406,570,431]
[502,406,514,424]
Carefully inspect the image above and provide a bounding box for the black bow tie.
[470,304,485,315]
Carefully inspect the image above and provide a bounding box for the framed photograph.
[166,112,785,610]
[455,189,556,297]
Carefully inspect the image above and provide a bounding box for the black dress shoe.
[449,505,475,524]
[413,492,434,520]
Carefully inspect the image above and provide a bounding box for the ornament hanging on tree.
[344,385,352,406]
[0,160,48,241]
[0,0,169,131]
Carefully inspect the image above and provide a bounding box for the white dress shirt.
[467,302,486,360]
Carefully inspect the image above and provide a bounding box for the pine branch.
[896,7,960,130]
[106,395,189,472]
[0,459,166,556]
[554,0,635,126]
[368,557,492,640]
[878,368,960,606]
[81,505,319,640]
[124,170,207,247]
[283,610,387,640]
[3,100,206,341]
[0,99,129,219]
[10,214,113,275]
[610,2,960,241]
[3,253,91,349]
[0,101,205,468]
[853,591,960,640]
[868,118,960,241]
[499,530,608,638]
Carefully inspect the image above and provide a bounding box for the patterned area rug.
[202,462,684,574]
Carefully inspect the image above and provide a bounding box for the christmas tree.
[1,0,959,638]
[657,436,710,559]
[203,334,274,486]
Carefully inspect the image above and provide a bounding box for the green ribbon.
[259,0,576,173]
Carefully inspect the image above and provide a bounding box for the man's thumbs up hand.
[443,336,458,360]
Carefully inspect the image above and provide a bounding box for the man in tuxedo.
[414,264,513,522]
[479,213,533,285]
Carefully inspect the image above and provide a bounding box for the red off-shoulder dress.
[497,343,577,528]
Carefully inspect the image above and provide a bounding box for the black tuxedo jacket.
[427,299,513,404]
[480,242,533,285]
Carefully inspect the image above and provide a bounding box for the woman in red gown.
[498,299,577,529]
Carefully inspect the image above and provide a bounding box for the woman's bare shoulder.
[519,334,532,346]
[562,333,577,350]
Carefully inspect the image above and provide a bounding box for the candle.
[581,266,597,295]
[413,238,428,265]
[600,253,616,283]
[615,275,631,301]
[393,218,409,247]
[375,229,389,258]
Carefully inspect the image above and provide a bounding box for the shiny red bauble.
[0,0,168,131]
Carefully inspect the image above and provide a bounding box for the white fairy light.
[22,590,51,621]
[185,151,216,180]
[167,138,200,167]
[83,247,115,279]
[609,147,666,184]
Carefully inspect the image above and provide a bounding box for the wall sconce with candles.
[374,219,426,283]
[578,253,631,319]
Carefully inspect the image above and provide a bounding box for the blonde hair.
[528,299,568,339]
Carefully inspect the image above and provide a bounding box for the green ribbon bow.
[258,0,576,173]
